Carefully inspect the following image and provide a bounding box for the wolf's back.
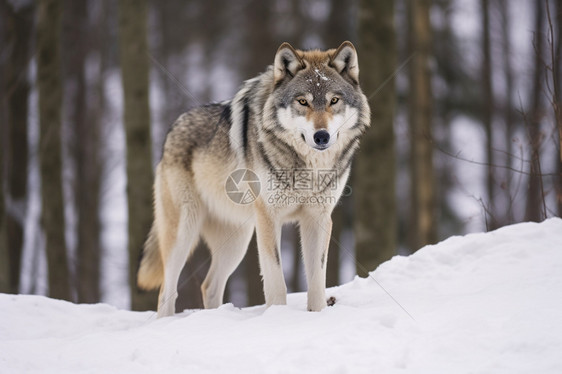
[137,223,164,290]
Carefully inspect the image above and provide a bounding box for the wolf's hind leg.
[157,207,202,318]
[201,218,254,309]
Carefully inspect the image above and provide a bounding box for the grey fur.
[137,42,370,317]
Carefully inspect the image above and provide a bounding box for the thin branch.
[433,142,558,177]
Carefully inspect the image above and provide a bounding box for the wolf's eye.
[330,97,340,105]
[297,98,309,106]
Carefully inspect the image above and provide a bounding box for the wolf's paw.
[307,295,329,311]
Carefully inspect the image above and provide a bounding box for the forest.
[1,0,561,312]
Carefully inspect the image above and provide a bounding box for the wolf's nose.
[313,130,330,146]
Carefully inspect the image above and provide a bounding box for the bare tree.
[1,0,33,294]
[118,0,157,311]
[408,0,436,250]
[289,226,302,294]
[499,0,516,223]
[526,1,546,222]
[63,0,103,303]
[245,234,265,306]
[481,0,498,229]
[0,2,6,290]
[37,0,71,300]
[325,0,353,48]
[0,145,5,293]
[176,245,208,310]
[152,0,192,141]
[354,0,398,275]
[551,0,562,215]
[325,0,354,288]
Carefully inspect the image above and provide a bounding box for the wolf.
[137,41,370,317]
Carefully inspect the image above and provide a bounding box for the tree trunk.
[152,0,192,153]
[500,0,515,224]
[37,0,71,301]
[408,0,436,251]
[63,0,103,303]
[176,244,208,311]
[525,1,545,222]
[1,1,33,294]
[0,128,5,293]
[0,2,6,292]
[325,0,349,287]
[481,0,497,229]
[246,235,265,306]
[290,226,301,293]
[118,0,158,311]
[326,203,341,288]
[354,0,397,276]
[553,0,562,216]
[325,0,353,48]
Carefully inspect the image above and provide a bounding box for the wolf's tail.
[137,223,164,290]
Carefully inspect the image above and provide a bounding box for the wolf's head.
[269,41,370,152]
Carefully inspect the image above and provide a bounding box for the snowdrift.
[1,219,561,373]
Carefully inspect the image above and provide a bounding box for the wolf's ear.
[330,41,359,85]
[274,42,305,85]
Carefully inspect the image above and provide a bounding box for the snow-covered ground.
[2,218,561,373]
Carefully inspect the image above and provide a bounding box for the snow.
[314,68,329,81]
[2,218,562,373]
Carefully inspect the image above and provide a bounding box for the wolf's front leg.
[300,213,332,311]
[255,203,287,306]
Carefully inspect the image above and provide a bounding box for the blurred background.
[1,0,560,311]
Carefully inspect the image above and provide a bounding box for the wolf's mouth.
[313,145,328,151]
